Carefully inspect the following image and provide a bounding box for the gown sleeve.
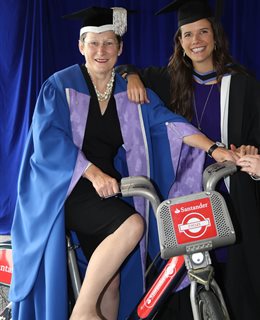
[142,88,205,199]
[10,78,89,301]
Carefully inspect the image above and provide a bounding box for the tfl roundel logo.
[170,197,217,244]
[178,212,211,239]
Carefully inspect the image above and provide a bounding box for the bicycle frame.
[67,161,237,320]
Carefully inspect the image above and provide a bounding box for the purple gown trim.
[66,89,91,196]
[67,87,205,292]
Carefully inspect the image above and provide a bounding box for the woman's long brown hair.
[167,17,247,121]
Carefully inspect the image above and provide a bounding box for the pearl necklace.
[88,69,115,102]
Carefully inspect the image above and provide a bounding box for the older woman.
[9,6,237,320]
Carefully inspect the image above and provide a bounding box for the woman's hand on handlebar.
[83,164,119,198]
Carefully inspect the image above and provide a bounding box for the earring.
[183,51,186,57]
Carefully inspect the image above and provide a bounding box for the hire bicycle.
[0,240,12,320]
[0,161,237,320]
[67,160,237,320]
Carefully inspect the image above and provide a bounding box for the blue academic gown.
[9,64,205,319]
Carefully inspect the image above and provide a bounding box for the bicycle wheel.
[198,289,226,320]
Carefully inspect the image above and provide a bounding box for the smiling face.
[179,18,215,72]
[79,31,122,77]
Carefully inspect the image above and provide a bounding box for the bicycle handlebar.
[203,161,237,191]
[120,176,161,214]
[120,161,237,213]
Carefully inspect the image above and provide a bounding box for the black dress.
[65,66,135,260]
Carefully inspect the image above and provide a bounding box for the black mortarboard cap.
[63,6,127,36]
[155,0,212,27]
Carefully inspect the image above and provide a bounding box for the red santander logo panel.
[170,198,217,244]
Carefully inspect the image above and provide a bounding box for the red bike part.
[137,255,185,318]
[0,246,12,286]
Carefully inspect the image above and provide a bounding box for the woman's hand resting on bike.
[83,164,119,198]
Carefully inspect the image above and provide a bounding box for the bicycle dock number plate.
[0,245,12,286]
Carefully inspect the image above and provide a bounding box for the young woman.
[122,1,260,319]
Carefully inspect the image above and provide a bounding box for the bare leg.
[97,273,120,319]
[70,213,144,320]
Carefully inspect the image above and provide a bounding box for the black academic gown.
[225,73,260,320]
[138,68,260,320]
